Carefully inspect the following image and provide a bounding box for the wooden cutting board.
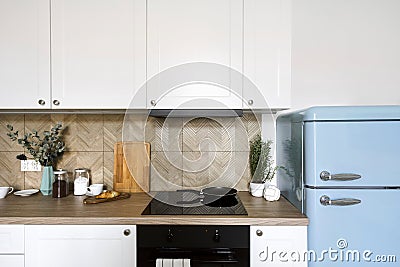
[113,142,150,193]
[83,192,131,204]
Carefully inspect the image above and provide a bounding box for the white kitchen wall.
[263,0,400,184]
[290,0,400,109]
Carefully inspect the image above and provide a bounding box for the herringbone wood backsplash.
[0,113,261,191]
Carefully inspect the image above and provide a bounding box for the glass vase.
[40,166,54,195]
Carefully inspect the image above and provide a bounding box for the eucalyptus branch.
[6,123,65,167]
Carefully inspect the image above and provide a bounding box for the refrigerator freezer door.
[304,121,400,187]
[305,188,400,266]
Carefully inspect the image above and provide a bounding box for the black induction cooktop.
[141,191,248,215]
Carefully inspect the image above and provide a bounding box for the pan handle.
[176,198,202,205]
[176,190,203,204]
[177,189,202,195]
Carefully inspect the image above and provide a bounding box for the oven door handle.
[153,248,240,263]
[193,259,239,264]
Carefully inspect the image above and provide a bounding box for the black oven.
[137,225,249,266]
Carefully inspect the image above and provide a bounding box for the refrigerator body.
[277,106,400,266]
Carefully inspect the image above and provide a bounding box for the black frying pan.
[177,187,238,206]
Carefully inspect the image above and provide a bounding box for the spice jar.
[52,169,69,198]
[73,168,90,196]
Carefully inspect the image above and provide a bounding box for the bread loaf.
[95,190,121,199]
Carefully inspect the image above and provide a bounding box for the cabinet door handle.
[248,99,254,106]
[150,100,156,106]
[123,229,131,236]
[53,99,60,106]
[256,229,263,236]
[320,195,361,206]
[38,99,46,106]
[320,171,361,181]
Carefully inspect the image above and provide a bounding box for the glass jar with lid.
[74,168,90,196]
[52,169,69,198]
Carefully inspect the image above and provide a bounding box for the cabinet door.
[0,225,24,254]
[147,0,243,109]
[51,0,146,109]
[25,225,136,267]
[0,0,51,109]
[0,255,24,267]
[250,226,307,267]
[243,0,291,110]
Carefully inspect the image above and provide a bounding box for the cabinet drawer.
[0,225,24,254]
[0,255,24,267]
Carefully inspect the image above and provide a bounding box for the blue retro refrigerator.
[277,106,400,266]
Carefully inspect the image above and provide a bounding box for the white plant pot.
[249,182,265,197]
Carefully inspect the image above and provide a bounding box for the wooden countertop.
[0,192,308,226]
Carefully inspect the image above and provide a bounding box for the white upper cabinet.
[0,0,51,109]
[243,0,291,110]
[0,0,291,110]
[146,0,243,109]
[51,0,146,109]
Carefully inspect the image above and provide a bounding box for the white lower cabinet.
[0,225,24,254]
[250,226,307,267]
[25,225,136,267]
[0,255,24,267]
[2,224,306,267]
[0,225,24,267]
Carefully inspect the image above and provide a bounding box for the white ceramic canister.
[74,168,90,195]
[249,182,265,197]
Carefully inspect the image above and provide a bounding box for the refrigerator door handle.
[320,195,361,206]
[320,171,361,181]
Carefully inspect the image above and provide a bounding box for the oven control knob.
[213,230,220,242]
[167,229,173,242]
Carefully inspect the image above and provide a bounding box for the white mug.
[87,184,103,196]
[0,187,14,199]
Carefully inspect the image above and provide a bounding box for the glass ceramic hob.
[141,191,248,215]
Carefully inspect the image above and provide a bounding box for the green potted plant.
[249,134,278,197]
[6,123,65,195]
